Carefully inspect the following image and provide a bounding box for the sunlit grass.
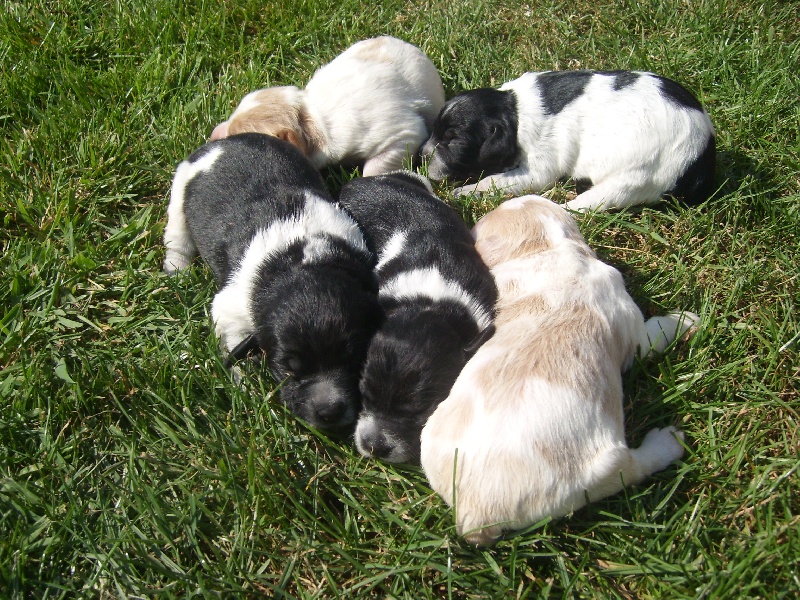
[1,0,798,597]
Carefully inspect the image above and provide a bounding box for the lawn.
[1,0,798,597]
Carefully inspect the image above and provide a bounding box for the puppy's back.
[312,37,445,126]
[421,195,688,544]
[339,172,496,309]
[179,133,330,281]
[339,173,462,246]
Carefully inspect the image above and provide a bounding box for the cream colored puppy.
[210,36,445,176]
[420,195,699,545]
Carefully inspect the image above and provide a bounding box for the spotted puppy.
[338,172,498,464]
[421,70,716,211]
[420,195,700,544]
[210,36,445,176]
[163,133,381,435]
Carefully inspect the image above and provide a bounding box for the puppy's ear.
[464,324,495,354]
[210,121,230,141]
[223,334,261,368]
[474,234,507,267]
[276,128,309,156]
[477,124,517,171]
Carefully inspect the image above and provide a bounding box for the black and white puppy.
[338,172,498,464]
[421,70,716,211]
[163,133,381,435]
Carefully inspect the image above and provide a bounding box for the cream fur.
[419,195,699,545]
[210,36,445,176]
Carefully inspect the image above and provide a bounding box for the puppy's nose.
[306,379,355,426]
[359,433,393,459]
[313,397,349,424]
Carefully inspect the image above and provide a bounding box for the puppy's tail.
[638,311,700,359]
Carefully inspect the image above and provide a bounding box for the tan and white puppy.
[420,195,699,545]
[210,36,445,176]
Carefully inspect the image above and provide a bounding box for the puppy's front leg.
[638,311,700,359]
[211,285,256,356]
[454,169,535,197]
[163,165,200,274]
[363,146,413,176]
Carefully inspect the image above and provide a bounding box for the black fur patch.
[607,70,641,91]
[667,133,716,204]
[425,88,519,182]
[574,178,593,195]
[537,71,594,115]
[657,76,704,111]
[224,335,261,367]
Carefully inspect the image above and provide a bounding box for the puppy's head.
[420,89,519,183]
[354,309,488,464]
[472,195,586,267]
[210,87,322,158]
[255,270,381,437]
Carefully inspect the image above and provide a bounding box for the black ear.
[464,324,496,355]
[477,124,518,172]
[223,334,261,368]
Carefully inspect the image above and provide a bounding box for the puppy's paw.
[453,183,479,196]
[564,196,601,212]
[641,426,685,470]
[669,311,701,339]
[163,251,192,275]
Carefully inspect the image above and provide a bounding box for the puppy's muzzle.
[420,138,437,157]
[354,413,410,463]
[304,379,358,432]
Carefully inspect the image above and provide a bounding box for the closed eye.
[282,356,303,376]
[439,129,455,143]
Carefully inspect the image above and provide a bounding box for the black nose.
[356,424,394,458]
[306,379,355,427]
[313,397,349,424]
[359,432,393,459]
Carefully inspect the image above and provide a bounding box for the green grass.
[1,0,798,596]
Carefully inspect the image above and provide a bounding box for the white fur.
[163,147,223,274]
[381,267,494,331]
[354,413,409,464]
[420,194,700,545]
[375,231,408,272]
[210,192,369,353]
[211,37,445,176]
[452,72,715,211]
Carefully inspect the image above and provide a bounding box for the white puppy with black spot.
[163,133,381,436]
[338,172,498,464]
[421,70,716,211]
[420,194,700,545]
[210,36,446,176]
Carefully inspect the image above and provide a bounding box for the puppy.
[210,36,445,176]
[421,70,716,211]
[420,194,699,545]
[337,172,498,464]
[163,133,381,435]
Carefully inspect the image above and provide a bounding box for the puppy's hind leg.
[586,428,685,503]
[629,427,685,475]
[565,174,663,212]
[639,311,700,359]
[163,165,199,274]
